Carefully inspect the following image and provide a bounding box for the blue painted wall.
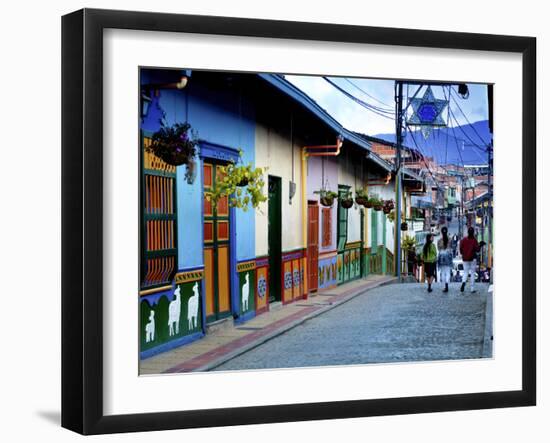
[140,70,256,271]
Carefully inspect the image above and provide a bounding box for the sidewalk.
[140,274,396,374]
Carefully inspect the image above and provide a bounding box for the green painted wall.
[140,281,202,352]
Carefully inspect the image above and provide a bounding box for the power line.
[448,106,488,153]
[343,78,394,110]
[323,77,395,121]
[405,126,445,193]
[450,87,489,147]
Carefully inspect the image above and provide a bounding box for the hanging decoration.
[406,86,448,139]
[146,122,199,182]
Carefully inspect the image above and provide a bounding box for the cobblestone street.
[213,282,491,371]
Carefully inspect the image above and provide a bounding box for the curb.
[195,276,398,372]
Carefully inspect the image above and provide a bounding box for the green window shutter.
[337,185,349,251]
[371,210,378,254]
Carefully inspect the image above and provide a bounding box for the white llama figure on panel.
[145,310,155,343]
[168,287,181,336]
[188,282,199,330]
[242,273,250,311]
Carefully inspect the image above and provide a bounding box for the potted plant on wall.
[208,152,268,212]
[314,189,339,207]
[354,188,369,206]
[146,122,199,183]
[339,189,354,209]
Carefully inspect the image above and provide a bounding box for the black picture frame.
[62,8,536,435]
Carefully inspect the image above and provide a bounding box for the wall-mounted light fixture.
[289,181,296,204]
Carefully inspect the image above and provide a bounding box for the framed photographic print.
[61,8,536,435]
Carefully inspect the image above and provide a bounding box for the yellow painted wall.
[255,123,304,256]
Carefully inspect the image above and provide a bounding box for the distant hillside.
[374,120,491,166]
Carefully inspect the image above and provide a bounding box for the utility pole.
[459,175,464,238]
[395,81,404,279]
[487,84,494,272]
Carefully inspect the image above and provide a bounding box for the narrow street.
[213,282,491,371]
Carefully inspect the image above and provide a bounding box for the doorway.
[307,202,319,292]
[203,160,232,322]
[268,176,282,303]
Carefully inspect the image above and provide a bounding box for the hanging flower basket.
[315,189,338,208]
[383,206,391,214]
[339,189,353,209]
[341,198,354,209]
[401,222,409,231]
[369,194,383,211]
[146,122,199,167]
[355,188,369,207]
[209,153,268,212]
[320,195,335,207]
[365,200,373,209]
[384,200,395,210]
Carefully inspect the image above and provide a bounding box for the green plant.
[355,187,369,206]
[402,235,417,251]
[339,189,354,209]
[369,194,383,210]
[314,189,338,207]
[146,122,199,181]
[209,153,268,212]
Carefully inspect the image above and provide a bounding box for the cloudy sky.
[285,75,490,137]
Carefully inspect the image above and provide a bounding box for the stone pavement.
[214,281,492,371]
[139,274,396,374]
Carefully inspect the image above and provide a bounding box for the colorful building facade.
[138,70,423,359]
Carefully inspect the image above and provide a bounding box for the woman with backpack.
[421,233,437,293]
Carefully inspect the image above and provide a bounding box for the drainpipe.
[301,136,343,297]
[365,172,392,186]
[304,135,344,157]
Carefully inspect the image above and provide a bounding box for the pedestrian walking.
[459,227,486,293]
[437,227,453,293]
[420,233,437,293]
[451,234,459,257]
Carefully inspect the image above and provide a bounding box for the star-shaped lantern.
[406,86,448,139]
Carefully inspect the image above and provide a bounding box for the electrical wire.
[450,87,489,147]
[323,77,396,121]
[343,78,394,110]
[405,125,445,193]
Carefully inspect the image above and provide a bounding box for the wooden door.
[307,203,319,292]
[203,161,231,322]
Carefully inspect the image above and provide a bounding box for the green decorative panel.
[355,249,361,276]
[343,251,350,281]
[140,281,203,352]
[238,270,255,315]
[337,253,344,284]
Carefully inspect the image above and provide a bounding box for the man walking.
[459,227,486,293]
